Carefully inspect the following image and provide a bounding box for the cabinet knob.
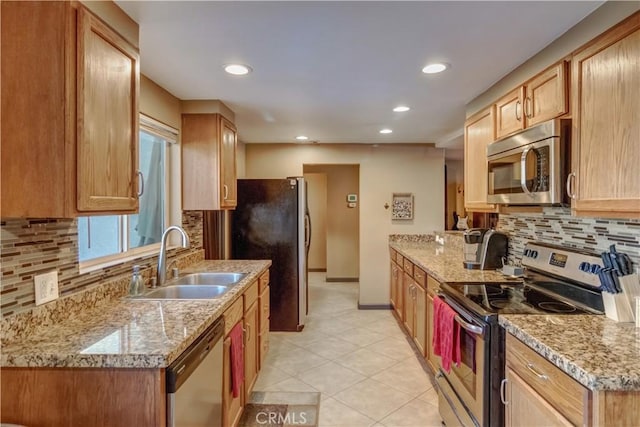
[515,100,522,121]
[223,184,229,200]
[500,378,509,405]
[137,170,145,197]
[566,172,577,199]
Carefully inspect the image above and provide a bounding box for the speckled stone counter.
[500,314,640,391]
[1,260,271,369]
[389,239,520,284]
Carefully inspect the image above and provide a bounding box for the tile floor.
[252,272,444,427]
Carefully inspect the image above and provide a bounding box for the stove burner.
[484,287,504,296]
[490,300,534,310]
[538,301,577,313]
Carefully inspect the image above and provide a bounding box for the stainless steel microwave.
[487,119,570,205]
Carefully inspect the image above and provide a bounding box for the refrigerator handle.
[304,214,311,250]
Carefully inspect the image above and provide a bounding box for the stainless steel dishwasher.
[167,318,224,427]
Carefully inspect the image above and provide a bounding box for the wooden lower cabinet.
[223,334,244,427]
[505,368,572,427]
[244,300,259,402]
[403,272,415,336]
[258,284,270,369]
[505,332,640,426]
[0,367,165,427]
[426,276,441,373]
[413,282,427,356]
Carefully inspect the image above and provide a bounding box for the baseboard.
[357,303,392,310]
[326,277,359,282]
[308,268,327,272]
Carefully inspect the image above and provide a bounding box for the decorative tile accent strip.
[1,211,204,318]
[497,207,640,272]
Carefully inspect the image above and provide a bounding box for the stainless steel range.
[434,242,605,427]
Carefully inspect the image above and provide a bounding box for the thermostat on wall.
[346,194,357,202]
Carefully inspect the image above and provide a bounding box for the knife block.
[603,273,639,322]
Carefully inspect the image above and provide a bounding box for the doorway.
[303,164,359,282]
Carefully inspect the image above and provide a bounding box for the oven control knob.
[524,249,531,257]
[590,264,601,274]
[531,250,538,259]
[579,262,590,272]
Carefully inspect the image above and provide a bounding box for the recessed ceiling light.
[379,129,393,134]
[422,63,448,74]
[393,106,410,112]
[295,135,308,141]
[224,64,252,75]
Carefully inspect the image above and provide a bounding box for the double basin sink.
[131,272,246,300]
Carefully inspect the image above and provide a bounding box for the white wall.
[245,143,445,306]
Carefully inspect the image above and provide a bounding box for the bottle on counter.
[129,265,145,296]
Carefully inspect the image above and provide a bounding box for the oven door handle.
[454,314,484,335]
[437,292,486,338]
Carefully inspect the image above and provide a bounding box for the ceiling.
[117,1,603,151]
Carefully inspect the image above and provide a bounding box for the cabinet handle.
[526,363,549,381]
[223,184,229,200]
[566,172,577,199]
[500,378,509,405]
[515,100,522,121]
[525,96,533,118]
[137,170,145,197]
[244,324,251,341]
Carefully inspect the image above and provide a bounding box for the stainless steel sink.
[167,272,247,287]
[137,285,231,300]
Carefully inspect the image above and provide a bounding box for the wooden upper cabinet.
[495,61,568,140]
[182,114,238,210]
[464,106,498,212]
[495,87,525,139]
[0,2,139,218]
[77,8,139,212]
[570,13,640,218]
[525,62,568,127]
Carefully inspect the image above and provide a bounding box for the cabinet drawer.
[223,298,243,336]
[259,270,270,293]
[426,276,441,296]
[390,248,397,262]
[259,286,270,332]
[414,267,426,287]
[506,334,588,426]
[403,259,414,276]
[396,254,404,267]
[244,280,259,310]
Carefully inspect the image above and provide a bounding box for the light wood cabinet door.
[505,368,573,427]
[390,261,399,309]
[524,62,568,127]
[495,87,525,139]
[76,7,139,212]
[220,116,238,208]
[570,14,640,218]
[182,114,238,210]
[223,335,243,427]
[464,106,498,212]
[402,273,415,336]
[244,301,259,401]
[393,261,403,320]
[414,283,427,357]
[1,2,139,217]
[426,291,440,373]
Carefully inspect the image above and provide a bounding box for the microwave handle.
[520,147,534,197]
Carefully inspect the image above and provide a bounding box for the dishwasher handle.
[166,318,225,393]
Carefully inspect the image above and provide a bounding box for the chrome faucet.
[157,226,190,286]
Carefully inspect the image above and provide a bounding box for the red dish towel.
[229,322,244,398]
[432,297,461,373]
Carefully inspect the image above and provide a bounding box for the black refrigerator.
[231,177,310,331]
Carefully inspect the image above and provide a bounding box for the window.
[78,115,178,263]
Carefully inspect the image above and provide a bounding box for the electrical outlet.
[34,271,59,305]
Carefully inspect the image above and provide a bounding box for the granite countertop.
[500,314,640,391]
[1,260,271,369]
[390,240,520,284]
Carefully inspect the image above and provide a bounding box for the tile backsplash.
[498,207,640,272]
[1,212,204,318]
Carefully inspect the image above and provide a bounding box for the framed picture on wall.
[392,193,413,220]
